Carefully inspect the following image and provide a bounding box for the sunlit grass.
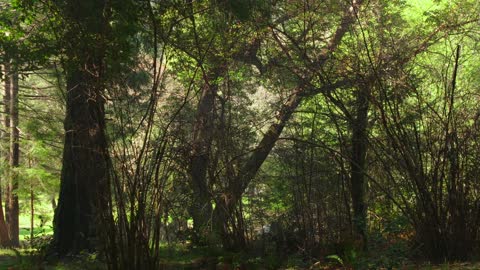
[18,197,55,242]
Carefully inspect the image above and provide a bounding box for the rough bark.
[0,64,11,247]
[51,0,110,255]
[8,65,20,247]
[52,64,109,255]
[189,74,218,242]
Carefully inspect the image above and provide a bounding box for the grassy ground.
[18,197,54,243]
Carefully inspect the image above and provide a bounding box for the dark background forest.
[0,0,480,269]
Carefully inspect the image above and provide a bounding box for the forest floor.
[0,254,479,270]
[0,255,16,270]
[0,247,479,270]
[0,249,22,270]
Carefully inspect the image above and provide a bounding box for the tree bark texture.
[189,75,218,242]
[52,63,109,255]
[8,65,20,247]
[0,64,11,247]
[52,0,110,255]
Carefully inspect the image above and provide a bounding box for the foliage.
[0,0,480,268]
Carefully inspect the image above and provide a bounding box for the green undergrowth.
[0,249,104,270]
[0,248,33,270]
[0,244,479,270]
[0,249,18,270]
[157,244,267,269]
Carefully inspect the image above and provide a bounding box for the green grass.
[19,227,53,241]
[18,196,55,242]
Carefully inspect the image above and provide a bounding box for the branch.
[218,0,366,209]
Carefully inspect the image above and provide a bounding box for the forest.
[0,0,480,269]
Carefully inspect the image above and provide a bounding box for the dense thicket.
[1,0,480,269]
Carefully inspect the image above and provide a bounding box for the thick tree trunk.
[189,76,218,242]
[52,66,109,255]
[349,85,370,249]
[8,66,20,247]
[51,0,110,256]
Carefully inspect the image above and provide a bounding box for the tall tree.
[211,0,365,245]
[349,83,370,249]
[0,63,11,247]
[51,0,111,255]
[3,61,11,234]
[189,72,219,242]
[7,62,19,246]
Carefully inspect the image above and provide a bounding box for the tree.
[7,61,19,246]
[0,63,11,247]
[51,0,111,255]
[210,0,365,247]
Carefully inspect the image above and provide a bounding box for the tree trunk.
[0,64,11,247]
[30,184,34,245]
[29,156,34,245]
[189,75,218,243]
[0,191,10,247]
[51,0,110,256]
[3,62,11,230]
[52,64,110,255]
[8,65,20,247]
[349,85,370,249]
[52,66,110,255]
